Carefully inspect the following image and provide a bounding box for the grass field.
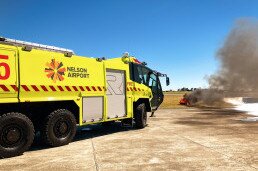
[160,91,232,109]
[160,91,188,109]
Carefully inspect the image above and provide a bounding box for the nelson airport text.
[67,67,89,78]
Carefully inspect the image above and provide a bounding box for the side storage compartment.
[82,96,104,123]
[106,69,126,119]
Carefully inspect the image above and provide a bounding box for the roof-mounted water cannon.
[123,52,129,58]
[142,62,147,66]
[122,52,130,63]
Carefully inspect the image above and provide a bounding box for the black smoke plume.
[186,19,258,105]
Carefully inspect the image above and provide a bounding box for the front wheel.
[0,112,35,158]
[134,103,147,128]
[42,109,76,147]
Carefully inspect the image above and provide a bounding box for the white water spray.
[225,97,258,117]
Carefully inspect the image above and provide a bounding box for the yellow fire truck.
[0,37,169,158]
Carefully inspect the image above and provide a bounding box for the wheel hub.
[58,122,68,134]
[6,128,21,143]
[54,120,70,138]
[1,125,23,147]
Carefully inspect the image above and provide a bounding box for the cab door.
[0,46,18,100]
[149,73,164,110]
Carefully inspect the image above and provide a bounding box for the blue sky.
[1,0,258,90]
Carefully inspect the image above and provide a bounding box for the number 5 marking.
[0,55,10,80]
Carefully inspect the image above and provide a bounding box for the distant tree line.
[163,88,198,92]
[177,87,197,91]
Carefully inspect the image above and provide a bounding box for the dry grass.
[160,91,188,109]
[160,91,233,109]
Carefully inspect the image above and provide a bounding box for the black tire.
[0,112,34,158]
[134,103,147,128]
[42,109,76,147]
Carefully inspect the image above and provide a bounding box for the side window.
[141,67,149,85]
[129,63,145,84]
[136,66,144,84]
[129,63,141,83]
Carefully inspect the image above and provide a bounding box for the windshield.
[149,73,157,92]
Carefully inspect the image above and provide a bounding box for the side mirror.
[166,77,170,86]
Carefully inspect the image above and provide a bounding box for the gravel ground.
[0,108,257,171]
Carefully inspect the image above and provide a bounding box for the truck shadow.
[29,122,134,152]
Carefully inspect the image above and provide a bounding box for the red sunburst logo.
[45,59,66,82]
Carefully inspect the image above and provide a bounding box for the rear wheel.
[42,109,76,147]
[134,103,147,128]
[0,112,34,158]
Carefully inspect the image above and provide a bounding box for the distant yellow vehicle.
[0,37,169,158]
